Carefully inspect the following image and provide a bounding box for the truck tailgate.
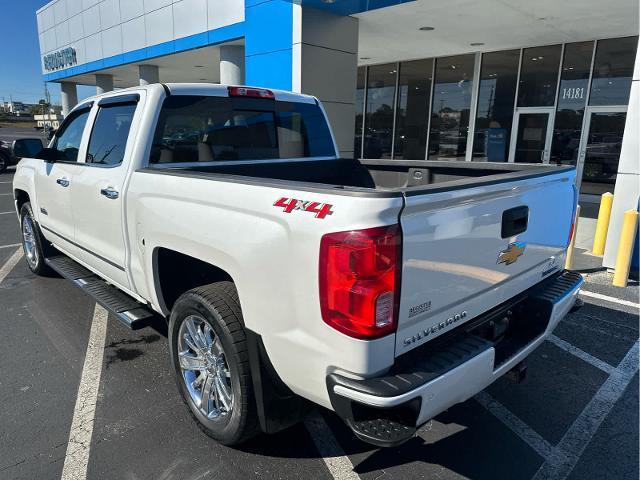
[396,169,576,355]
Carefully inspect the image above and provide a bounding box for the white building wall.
[36,0,245,74]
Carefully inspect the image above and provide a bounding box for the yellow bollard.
[592,192,614,255]
[612,209,639,287]
[565,205,581,270]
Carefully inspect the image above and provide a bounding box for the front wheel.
[0,154,7,174]
[169,282,258,446]
[20,202,53,276]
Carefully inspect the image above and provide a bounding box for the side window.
[86,103,137,166]
[52,109,91,162]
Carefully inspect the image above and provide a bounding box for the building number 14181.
[562,87,585,100]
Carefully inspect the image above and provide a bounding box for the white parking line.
[0,193,12,196]
[532,340,639,480]
[0,243,21,250]
[580,290,640,309]
[61,304,109,480]
[0,211,14,215]
[546,334,615,375]
[475,391,556,461]
[304,410,360,480]
[0,247,23,284]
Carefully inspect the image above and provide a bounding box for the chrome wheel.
[22,213,38,269]
[178,315,234,420]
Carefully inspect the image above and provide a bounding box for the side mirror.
[35,148,61,162]
[12,138,44,160]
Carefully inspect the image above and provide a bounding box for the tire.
[19,202,53,276]
[169,281,258,446]
[0,153,7,174]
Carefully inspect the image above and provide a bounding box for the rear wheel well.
[14,189,30,212]
[155,248,234,312]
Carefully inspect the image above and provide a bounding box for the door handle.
[56,178,70,187]
[100,187,119,200]
[502,206,529,238]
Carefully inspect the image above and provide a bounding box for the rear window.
[149,95,335,164]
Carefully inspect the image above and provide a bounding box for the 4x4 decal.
[274,197,334,219]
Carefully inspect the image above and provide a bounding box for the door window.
[52,109,91,162]
[86,103,137,166]
[513,113,550,163]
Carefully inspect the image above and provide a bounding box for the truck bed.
[146,159,574,197]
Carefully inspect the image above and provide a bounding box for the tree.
[30,99,50,116]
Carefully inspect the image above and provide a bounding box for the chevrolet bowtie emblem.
[497,241,526,265]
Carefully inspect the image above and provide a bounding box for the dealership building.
[36,0,638,268]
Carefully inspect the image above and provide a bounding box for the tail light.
[568,186,578,245]
[568,221,576,245]
[319,225,402,339]
[227,86,275,99]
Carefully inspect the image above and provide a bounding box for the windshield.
[149,95,336,163]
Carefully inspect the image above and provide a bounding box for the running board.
[45,255,159,330]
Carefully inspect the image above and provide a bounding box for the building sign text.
[43,47,77,72]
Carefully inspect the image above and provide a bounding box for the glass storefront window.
[581,112,627,195]
[394,59,433,160]
[472,50,520,162]
[589,36,638,106]
[551,41,594,164]
[363,63,397,159]
[517,45,562,107]
[428,54,475,161]
[354,67,366,157]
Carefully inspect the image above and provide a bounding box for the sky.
[0,0,94,106]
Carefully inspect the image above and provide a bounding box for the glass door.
[577,107,627,196]
[509,108,555,163]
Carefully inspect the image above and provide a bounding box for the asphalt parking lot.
[0,165,638,480]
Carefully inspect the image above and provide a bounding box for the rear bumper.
[327,270,583,447]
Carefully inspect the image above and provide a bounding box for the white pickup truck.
[12,84,583,447]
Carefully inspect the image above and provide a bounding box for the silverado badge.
[497,241,526,265]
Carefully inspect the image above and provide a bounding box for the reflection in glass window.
[472,50,519,162]
[393,59,432,160]
[86,104,136,165]
[428,54,475,161]
[590,36,638,106]
[551,41,594,165]
[354,67,366,158]
[581,112,627,195]
[517,45,562,107]
[150,96,335,163]
[363,64,397,159]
